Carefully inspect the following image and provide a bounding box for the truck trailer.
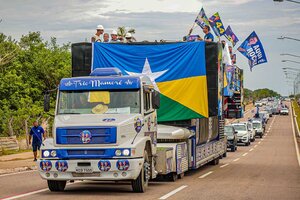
[39,41,226,192]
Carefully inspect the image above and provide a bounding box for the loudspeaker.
[71,42,92,77]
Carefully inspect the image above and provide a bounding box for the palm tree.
[117,27,136,41]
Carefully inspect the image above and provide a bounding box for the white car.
[243,121,256,142]
[280,107,289,115]
[232,123,251,146]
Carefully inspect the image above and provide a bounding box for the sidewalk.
[0,151,37,175]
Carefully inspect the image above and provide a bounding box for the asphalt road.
[1,114,299,200]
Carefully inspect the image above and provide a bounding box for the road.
[1,114,299,200]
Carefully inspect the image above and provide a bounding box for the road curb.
[291,103,300,167]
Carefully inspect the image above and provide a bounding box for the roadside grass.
[292,100,300,130]
[2,149,31,156]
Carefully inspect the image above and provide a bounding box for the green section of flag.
[157,94,205,122]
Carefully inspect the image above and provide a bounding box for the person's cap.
[111,30,117,35]
[125,33,132,38]
[96,25,104,30]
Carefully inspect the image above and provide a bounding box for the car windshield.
[233,124,246,131]
[58,90,141,114]
[224,126,233,135]
[252,122,261,129]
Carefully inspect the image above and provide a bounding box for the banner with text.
[237,31,267,71]
[195,8,210,29]
[209,12,226,37]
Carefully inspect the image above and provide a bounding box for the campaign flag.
[237,31,267,70]
[224,26,239,47]
[92,42,209,121]
[209,12,226,37]
[194,8,210,29]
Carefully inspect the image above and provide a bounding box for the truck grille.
[56,127,117,145]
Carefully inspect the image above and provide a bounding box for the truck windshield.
[233,125,246,131]
[58,90,140,115]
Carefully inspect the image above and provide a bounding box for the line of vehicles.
[225,98,289,151]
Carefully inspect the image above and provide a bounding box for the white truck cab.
[40,68,160,192]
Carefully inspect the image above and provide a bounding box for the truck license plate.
[75,167,93,173]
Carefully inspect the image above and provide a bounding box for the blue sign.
[55,160,68,172]
[59,77,140,91]
[209,12,225,37]
[224,26,239,47]
[98,160,111,171]
[80,130,92,144]
[116,160,130,171]
[238,31,267,70]
[40,160,52,172]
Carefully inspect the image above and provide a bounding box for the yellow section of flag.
[157,76,208,118]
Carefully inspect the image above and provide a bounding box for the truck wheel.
[132,150,150,193]
[211,158,219,165]
[223,152,227,158]
[178,173,185,179]
[47,180,66,192]
[231,146,235,152]
[169,172,178,182]
[260,134,263,138]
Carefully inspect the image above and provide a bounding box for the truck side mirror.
[44,93,50,112]
[152,90,160,109]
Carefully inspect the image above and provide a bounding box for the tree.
[0,32,71,137]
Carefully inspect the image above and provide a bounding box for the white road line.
[199,171,213,179]
[159,185,188,200]
[258,141,261,144]
[290,105,300,167]
[249,148,254,152]
[220,163,229,168]
[233,158,240,162]
[0,170,37,178]
[2,182,76,200]
[254,145,258,148]
[242,153,248,157]
[2,188,49,200]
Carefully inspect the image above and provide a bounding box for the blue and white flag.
[209,12,225,37]
[237,31,267,71]
[224,26,239,47]
[194,8,210,29]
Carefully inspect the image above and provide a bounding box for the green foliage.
[0,32,71,136]
[244,88,281,102]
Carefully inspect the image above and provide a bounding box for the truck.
[223,65,244,119]
[39,41,227,192]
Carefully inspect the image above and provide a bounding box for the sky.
[0,0,300,95]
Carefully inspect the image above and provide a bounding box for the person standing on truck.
[29,121,46,161]
[91,25,104,42]
[197,25,214,42]
[103,33,110,43]
[110,30,120,42]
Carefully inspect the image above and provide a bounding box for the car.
[255,101,263,107]
[246,121,256,142]
[232,123,251,146]
[224,125,238,152]
[280,107,289,115]
[252,119,264,138]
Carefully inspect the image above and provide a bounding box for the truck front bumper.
[38,158,144,181]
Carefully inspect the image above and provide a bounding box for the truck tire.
[178,173,184,179]
[169,172,178,182]
[47,180,66,192]
[132,150,150,193]
[260,134,263,138]
[223,152,227,158]
[231,146,235,152]
[211,158,219,165]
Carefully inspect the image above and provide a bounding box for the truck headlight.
[122,149,130,156]
[43,150,50,158]
[50,150,57,157]
[115,150,122,156]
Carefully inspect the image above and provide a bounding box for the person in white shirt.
[91,25,104,42]
[110,30,120,42]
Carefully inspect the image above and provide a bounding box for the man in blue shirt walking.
[29,121,45,161]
